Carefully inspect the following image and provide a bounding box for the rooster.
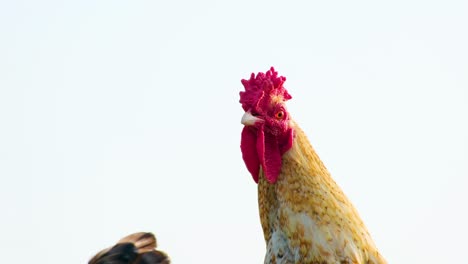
[89,232,170,264]
[239,67,386,264]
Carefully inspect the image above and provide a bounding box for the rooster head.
[239,67,294,184]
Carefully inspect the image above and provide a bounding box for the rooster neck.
[257,123,387,263]
[257,123,332,243]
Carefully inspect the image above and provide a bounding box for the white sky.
[1,1,467,263]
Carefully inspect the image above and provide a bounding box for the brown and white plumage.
[239,68,386,263]
[259,125,386,263]
[89,232,170,264]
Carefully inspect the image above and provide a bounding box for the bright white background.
[1,1,467,263]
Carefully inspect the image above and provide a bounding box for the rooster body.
[239,68,386,264]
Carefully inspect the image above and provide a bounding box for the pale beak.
[241,111,263,126]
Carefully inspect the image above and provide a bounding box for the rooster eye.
[275,111,284,120]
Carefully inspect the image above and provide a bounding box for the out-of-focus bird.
[239,67,387,264]
[89,232,170,264]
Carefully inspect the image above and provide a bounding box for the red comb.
[239,67,292,111]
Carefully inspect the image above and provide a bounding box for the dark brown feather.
[89,232,170,264]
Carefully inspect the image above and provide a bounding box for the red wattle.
[240,127,260,183]
[261,130,282,183]
[241,125,293,184]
